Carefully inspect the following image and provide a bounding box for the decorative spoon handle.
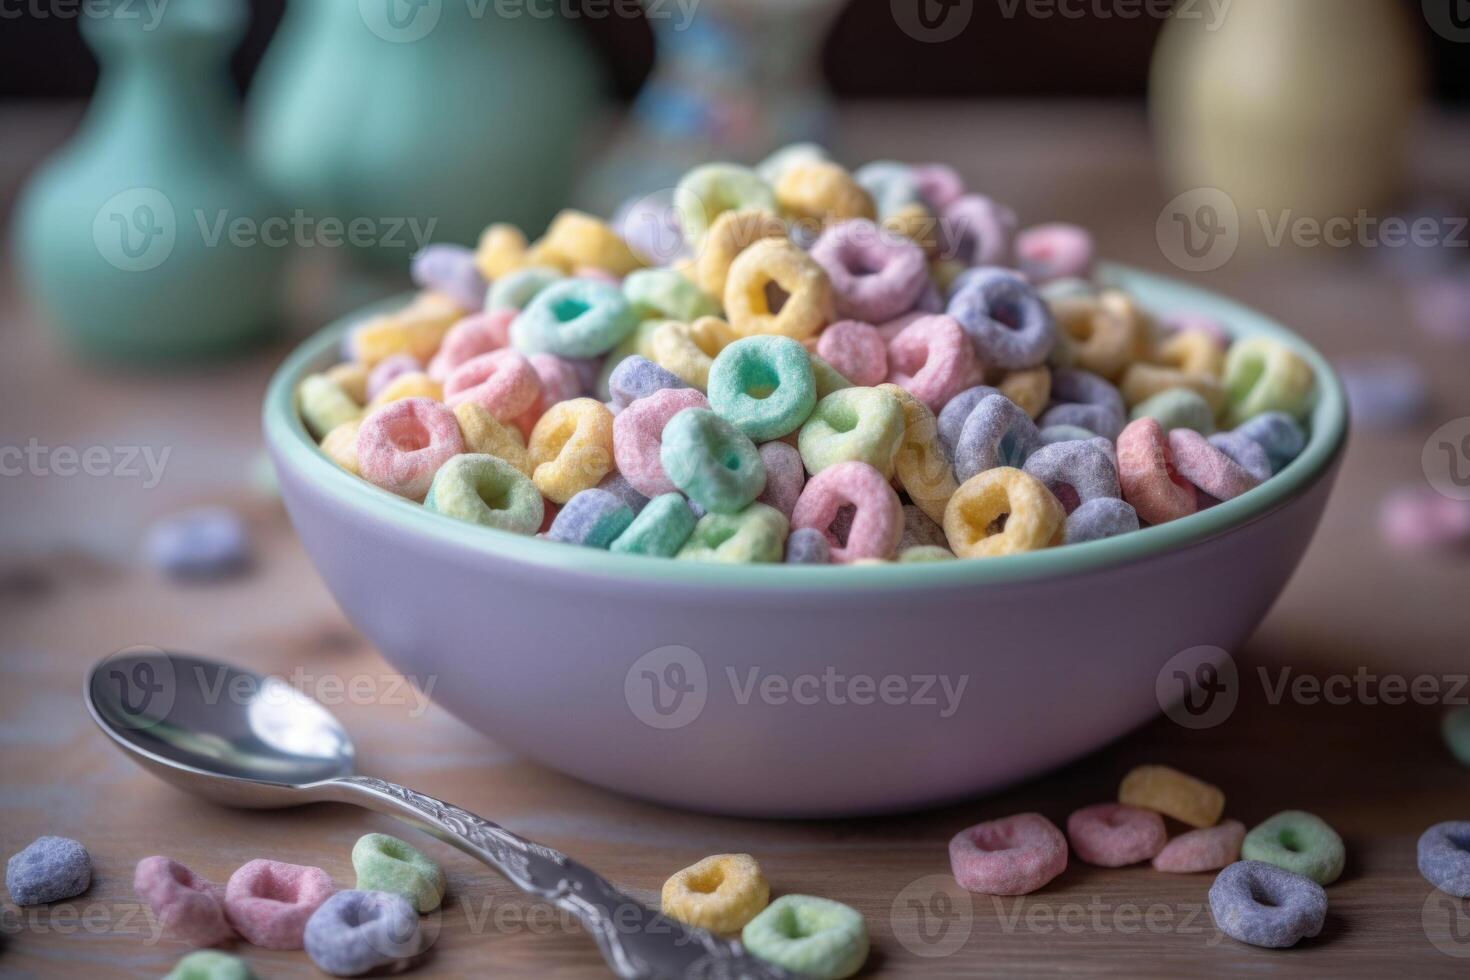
[321,775,793,980]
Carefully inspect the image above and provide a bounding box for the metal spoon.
[85,649,792,979]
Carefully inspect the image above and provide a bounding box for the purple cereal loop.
[952,393,1041,482]
[1168,428,1261,502]
[1022,439,1120,514]
[937,385,1002,460]
[911,163,966,211]
[941,194,1017,266]
[809,219,929,324]
[1038,368,1126,441]
[1207,431,1272,484]
[608,355,689,408]
[1208,861,1327,949]
[784,526,831,564]
[945,267,1057,371]
[756,441,806,518]
[1064,497,1139,544]
[1417,821,1470,897]
[411,243,487,312]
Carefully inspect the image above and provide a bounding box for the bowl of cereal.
[263,161,1346,817]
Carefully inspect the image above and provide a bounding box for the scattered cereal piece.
[661,853,769,934]
[134,856,234,947]
[1417,821,1470,897]
[1241,811,1345,885]
[303,890,423,977]
[1379,485,1470,553]
[1118,764,1224,828]
[1066,803,1167,867]
[6,836,91,906]
[351,833,447,913]
[1209,861,1326,949]
[948,813,1068,895]
[741,894,868,980]
[1337,355,1428,430]
[163,950,257,980]
[223,859,335,950]
[143,508,249,581]
[1152,820,1246,874]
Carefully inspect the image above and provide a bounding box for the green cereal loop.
[623,268,720,323]
[611,493,697,557]
[596,318,665,399]
[798,387,905,479]
[163,951,257,980]
[1241,811,1345,885]
[899,545,956,563]
[511,279,638,358]
[809,354,854,398]
[677,503,788,563]
[707,336,818,441]
[1130,387,1217,434]
[298,374,362,440]
[674,163,778,246]
[351,832,448,912]
[1223,337,1315,427]
[741,894,868,980]
[1444,706,1470,767]
[661,408,767,514]
[487,265,562,312]
[424,454,544,535]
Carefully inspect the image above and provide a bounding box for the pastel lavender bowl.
[264,265,1346,818]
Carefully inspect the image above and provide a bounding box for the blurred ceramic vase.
[1151,0,1424,247]
[14,0,288,363]
[246,0,603,262]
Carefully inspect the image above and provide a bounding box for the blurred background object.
[12,0,288,363]
[247,0,603,258]
[1151,0,1426,249]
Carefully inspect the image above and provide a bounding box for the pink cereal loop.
[948,813,1068,896]
[1015,223,1095,283]
[429,310,514,381]
[790,460,903,563]
[886,314,976,412]
[1167,428,1261,503]
[1066,803,1167,868]
[528,353,586,405]
[356,397,464,500]
[444,348,543,421]
[133,856,234,947]
[876,311,928,343]
[612,387,709,497]
[756,440,806,518]
[911,163,966,211]
[223,858,335,950]
[1116,417,1196,525]
[942,194,1017,266]
[816,320,888,387]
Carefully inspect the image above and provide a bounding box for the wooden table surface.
[2,102,1469,978]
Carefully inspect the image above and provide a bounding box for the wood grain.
[2,102,1469,978]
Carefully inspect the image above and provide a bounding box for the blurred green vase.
[14,0,288,363]
[246,0,604,262]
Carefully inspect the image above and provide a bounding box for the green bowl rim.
[262,263,1348,593]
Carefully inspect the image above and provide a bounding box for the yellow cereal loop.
[1053,290,1151,381]
[997,366,1052,419]
[453,402,530,476]
[693,208,788,301]
[320,419,362,475]
[884,202,943,255]
[298,374,362,439]
[475,223,530,280]
[535,209,643,276]
[775,161,876,228]
[650,316,735,390]
[878,383,957,525]
[522,239,576,274]
[944,467,1065,559]
[1119,328,1227,410]
[528,398,615,503]
[661,854,770,934]
[724,238,834,341]
[1119,765,1225,829]
[352,293,461,367]
[324,362,369,406]
[367,371,443,410]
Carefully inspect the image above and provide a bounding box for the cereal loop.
[886,314,975,412]
[775,161,876,227]
[527,398,615,503]
[724,238,835,341]
[661,853,770,934]
[444,349,542,422]
[878,383,957,526]
[613,387,710,498]
[797,387,905,478]
[357,398,465,501]
[1115,418,1197,525]
[791,461,904,563]
[944,467,1065,558]
[707,335,818,441]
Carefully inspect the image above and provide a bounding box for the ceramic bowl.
[264,265,1347,818]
